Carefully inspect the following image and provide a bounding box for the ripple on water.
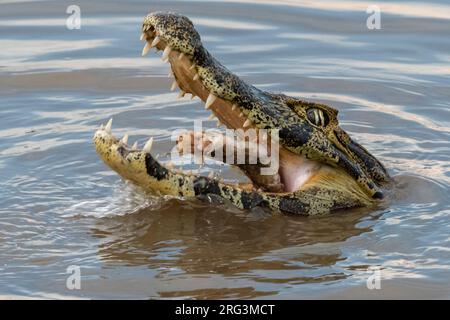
[1,0,450,299]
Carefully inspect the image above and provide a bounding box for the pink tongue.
[279,157,320,192]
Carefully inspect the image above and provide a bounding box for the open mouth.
[93,12,390,215]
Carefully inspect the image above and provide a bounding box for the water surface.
[1,0,450,299]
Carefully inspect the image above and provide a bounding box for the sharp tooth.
[178,52,185,60]
[189,64,196,70]
[105,118,113,133]
[168,71,173,78]
[216,120,222,127]
[131,141,138,150]
[162,46,171,61]
[231,104,237,111]
[208,114,216,120]
[261,132,268,142]
[142,42,151,56]
[151,36,160,47]
[140,33,146,41]
[170,81,178,91]
[121,133,129,145]
[205,93,217,109]
[178,90,186,98]
[190,94,196,100]
[243,119,252,128]
[239,112,244,118]
[193,73,199,81]
[143,137,154,153]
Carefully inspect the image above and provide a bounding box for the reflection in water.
[89,202,376,298]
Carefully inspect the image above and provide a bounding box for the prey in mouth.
[93,12,391,215]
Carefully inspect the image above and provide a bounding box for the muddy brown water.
[0,0,449,299]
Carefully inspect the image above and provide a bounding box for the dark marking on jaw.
[145,154,169,180]
[239,191,266,210]
[193,176,221,196]
[178,177,185,188]
[117,146,128,158]
[279,197,309,215]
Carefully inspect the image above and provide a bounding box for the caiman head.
[93,12,391,215]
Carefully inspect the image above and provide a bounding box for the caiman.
[93,12,391,215]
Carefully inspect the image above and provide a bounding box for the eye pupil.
[307,108,329,127]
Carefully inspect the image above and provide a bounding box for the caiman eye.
[307,108,329,127]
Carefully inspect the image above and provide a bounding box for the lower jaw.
[94,125,375,217]
[94,123,326,195]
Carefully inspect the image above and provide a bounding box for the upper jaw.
[141,12,262,130]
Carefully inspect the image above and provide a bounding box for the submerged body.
[94,12,391,215]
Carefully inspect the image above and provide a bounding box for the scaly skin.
[93,12,391,215]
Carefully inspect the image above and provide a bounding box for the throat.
[279,153,321,192]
